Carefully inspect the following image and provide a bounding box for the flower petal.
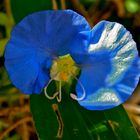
[69,21,106,64]
[5,10,90,94]
[76,21,140,110]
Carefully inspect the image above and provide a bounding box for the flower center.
[44,54,86,102]
[50,54,79,82]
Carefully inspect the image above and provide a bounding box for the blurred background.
[0,0,140,139]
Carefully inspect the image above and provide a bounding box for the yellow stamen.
[44,54,86,103]
[50,54,79,82]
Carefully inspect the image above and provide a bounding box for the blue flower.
[4,10,140,110]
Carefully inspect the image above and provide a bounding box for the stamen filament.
[44,79,62,102]
[44,79,59,100]
[70,76,86,101]
[57,81,62,102]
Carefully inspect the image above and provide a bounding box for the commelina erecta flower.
[4,10,140,110]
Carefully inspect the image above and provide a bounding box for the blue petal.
[70,21,107,64]
[75,21,140,110]
[5,10,90,94]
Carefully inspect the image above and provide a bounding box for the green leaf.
[0,12,8,26]
[125,0,140,13]
[10,0,52,23]
[0,12,13,57]
[30,89,139,140]
[10,0,73,23]
[0,38,9,57]
[104,106,140,140]
[30,93,93,140]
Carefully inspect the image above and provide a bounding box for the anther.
[70,76,86,101]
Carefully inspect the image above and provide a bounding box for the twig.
[90,1,113,25]
[52,0,58,10]
[0,117,32,140]
[71,0,93,27]
[61,0,66,9]
[20,123,30,140]
[88,0,100,17]
[112,0,125,17]
[0,105,30,117]
[4,0,15,37]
